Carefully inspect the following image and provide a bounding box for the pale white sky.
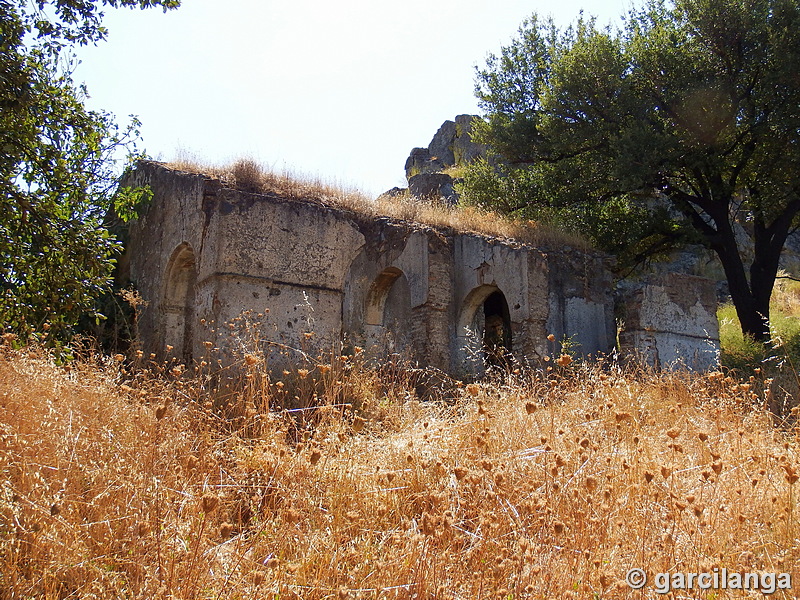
[75,0,634,196]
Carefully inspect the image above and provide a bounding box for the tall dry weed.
[1,339,798,599]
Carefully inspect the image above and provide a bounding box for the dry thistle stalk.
[201,495,219,513]
[782,464,799,484]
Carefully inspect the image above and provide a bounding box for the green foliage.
[456,158,537,215]
[0,0,178,342]
[719,288,800,373]
[467,0,800,341]
[457,158,684,265]
[718,303,770,371]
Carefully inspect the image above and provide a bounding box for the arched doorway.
[162,243,196,363]
[482,290,512,368]
[364,267,412,356]
[457,285,512,374]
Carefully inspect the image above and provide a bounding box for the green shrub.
[719,301,800,372]
[718,303,769,371]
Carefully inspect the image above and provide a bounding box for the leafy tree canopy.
[462,0,800,342]
[0,0,179,344]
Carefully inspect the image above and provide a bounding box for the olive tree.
[0,0,179,342]
[465,0,800,343]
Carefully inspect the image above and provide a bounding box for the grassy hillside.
[1,339,798,599]
[718,276,800,418]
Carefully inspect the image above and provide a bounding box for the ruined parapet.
[618,273,720,371]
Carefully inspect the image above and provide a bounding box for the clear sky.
[74,0,635,197]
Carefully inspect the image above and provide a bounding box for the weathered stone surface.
[124,161,620,377]
[618,273,720,371]
[408,173,458,204]
[427,119,458,166]
[404,115,488,180]
[546,249,616,359]
[404,147,443,178]
[453,114,487,164]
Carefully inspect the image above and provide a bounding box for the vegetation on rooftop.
[165,156,589,250]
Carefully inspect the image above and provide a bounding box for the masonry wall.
[618,273,720,371]
[124,161,621,378]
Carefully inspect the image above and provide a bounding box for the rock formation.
[386,114,487,205]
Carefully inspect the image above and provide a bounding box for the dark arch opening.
[482,290,512,369]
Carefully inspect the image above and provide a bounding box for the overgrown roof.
[161,157,589,250]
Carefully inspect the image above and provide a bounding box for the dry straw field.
[1,329,799,600]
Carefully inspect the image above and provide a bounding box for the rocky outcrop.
[408,173,457,203]
[384,115,489,205]
[452,114,487,164]
[405,115,487,179]
[376,187,407,202]
[404,147,444,178]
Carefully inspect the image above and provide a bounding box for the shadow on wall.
[364,267,413,358]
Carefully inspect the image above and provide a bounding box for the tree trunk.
[723,260,771,344]
[709,213,774,344]
[735,295,771,343]
[709,221,800,345]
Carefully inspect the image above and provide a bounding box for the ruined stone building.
[123,161,719,377]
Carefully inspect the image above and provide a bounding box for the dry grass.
[772,274,800,319]
[2,336,799,599]
[165,155,587,249]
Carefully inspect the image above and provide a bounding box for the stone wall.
[618,273,720,371]
[123,161,618,378]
